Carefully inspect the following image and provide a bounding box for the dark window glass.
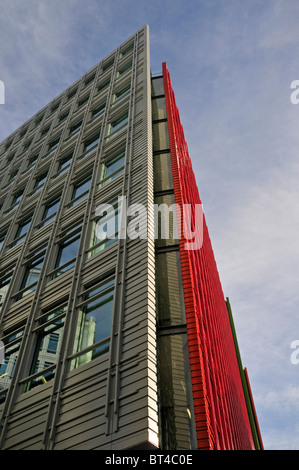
[156,251,185,326]
[71,276,114,369]
[0,327,24,401]
[19,254,44,299]
[53,232,81,277]
[24,305,67,392]
[100,150,125,187]
[70,174,92,206]
[41,196,61,226]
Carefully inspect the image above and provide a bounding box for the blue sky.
[1,0,299,450]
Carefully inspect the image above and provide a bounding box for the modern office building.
[0,25,263,450]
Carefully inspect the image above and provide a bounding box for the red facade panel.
[162,62,255,450]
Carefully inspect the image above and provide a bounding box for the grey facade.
[0,25,164,450]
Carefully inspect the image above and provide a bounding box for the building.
[0,25,263,450]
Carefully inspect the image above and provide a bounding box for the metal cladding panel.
[162,62,256,450]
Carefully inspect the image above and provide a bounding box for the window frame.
[70,275,115,370]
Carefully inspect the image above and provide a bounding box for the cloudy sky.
[1,0,299,450]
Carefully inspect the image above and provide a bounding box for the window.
[27,152,39,170]
[120,43,134,58]
[81,132,100,159]
[77,94,89,108]
[91,102,105,121]
[0,232,7,251]
[17,253,45,299]
[116,61,132,79]
[71,276,114,369]
[52,231,81,278]
[107,111,128,139]
[47,136,60,155]
[102,58,114,72]
[40,125,50,137]
[69,174,92,207]
[40,195,61,227]
[84,73,96,86]
[0,269,13,308]
[51,101,60,113]
[12,216,32,246]
[24,304,67,392]
[58,109,69,124]
[57,151,73,175]
[67,87,77,100]
[32,171,48,193]
[100,149,125,187]
[10,189,24,209]
[113,83,130,104]
[23,139,32,150]
[69,119,82,138]
[6,152,15,164]
[0,326,24,403]
[89,196,119,256]
[98,78,110,93]
[153,152,173,192]
[8,169,18,184]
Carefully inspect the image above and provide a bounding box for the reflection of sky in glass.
[57,234,80,268]
[73,176,91,200]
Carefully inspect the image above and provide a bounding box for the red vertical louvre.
[162,63,255,450]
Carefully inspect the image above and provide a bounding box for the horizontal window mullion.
[19,363,56,385]
[68,337,110,361]
[32,314,66,334]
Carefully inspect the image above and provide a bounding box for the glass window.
[58,109,69,124]
[102,58,114,72]
[152,97,167,121]
[98,78,110,93]
[158,334,197,450]
[40,195,61,227]
[40,125,50,137]
[81,132,100,159]
[47,136,60,155]
[57,152,73,174]
[153,153,173,192]
[69,174,92,207]
[120,43,134,58]
[116,61,132,79]
[0,269,13,309]
[11,189,24,208]
[113,83,130,104]
[100,150,125,187]
[154,193,178,247]
[84,73,96,86]
[8,169,18,184]
[107,111,128,138]
[153,121,169,152]
[0,326,24,402]
[89,197,119,256]
[71,276,114,369]
[69,119,82,138]
[53,231,81,277]
[27,152,39,169]
[18,253,45,299]
[12,216,32,245]
[0,232,7,250]
[91,102,105,121]
[67,87,77,100]
[24,305,67,392]
[78,94,89,108]
[156,250,185,327]
[33,171,48,193]
[151,77,164,97]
